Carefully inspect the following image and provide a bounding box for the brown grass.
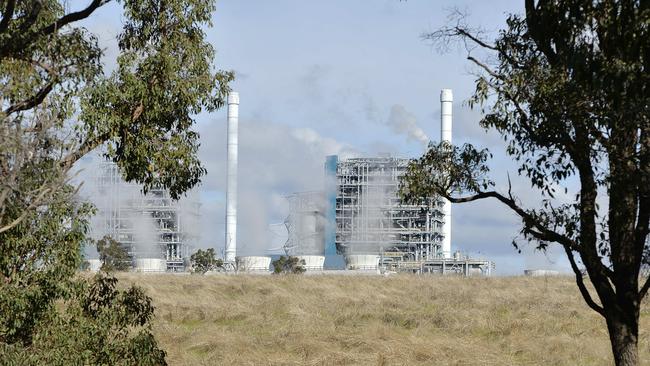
[116,274,650,366]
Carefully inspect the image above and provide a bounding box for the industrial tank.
[87,259,102,272]
[295,255,325,271]
[345,254,380,270]
[237,256,271,272]
[135,258,167,272]
[524,269,560,277]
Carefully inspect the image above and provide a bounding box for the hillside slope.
[117,274,650,365]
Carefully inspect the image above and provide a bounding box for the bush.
[97,235,132,272]
[0,274,166,365]
[190,249,223,274]
[272,256,306,274]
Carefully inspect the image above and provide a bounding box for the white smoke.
[385,104,429,148]
[73,153,200,262]
[197,119,357,257]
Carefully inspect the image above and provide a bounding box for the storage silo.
[236,256,272,272]
[134,258,167,272]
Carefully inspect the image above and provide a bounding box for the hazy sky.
[82,0,572,275]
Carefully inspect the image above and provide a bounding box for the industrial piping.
[225,92,239,263]
[440,89,453,258]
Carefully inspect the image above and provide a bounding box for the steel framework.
[94,162,199,271]
[335,157,445,261]
[284,191,325,256]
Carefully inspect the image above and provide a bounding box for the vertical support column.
[225,92,239,263]
[440,89,453,258]
[324,155,338,256]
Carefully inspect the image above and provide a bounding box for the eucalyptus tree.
[190,248,223,274]
[0,0,232,362]
[97,235,131,272]
[400,1,648,365]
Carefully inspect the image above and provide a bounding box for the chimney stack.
[225,92,239,263]
[440,89,453,258]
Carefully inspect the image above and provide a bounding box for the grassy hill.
[116,274,650,365]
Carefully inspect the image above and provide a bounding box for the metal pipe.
[440,89,453,258]
[225,92,239,262]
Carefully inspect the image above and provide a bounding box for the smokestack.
[440,89,453,258]
[225,92,239,263]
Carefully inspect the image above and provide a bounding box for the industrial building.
[94,161,199,272]
[222,89,493,275]
[279,155,493,275]
[331,156,445,268]
[281,89,493,275]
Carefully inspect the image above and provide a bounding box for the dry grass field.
[116,274,650,366]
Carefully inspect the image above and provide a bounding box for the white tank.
[345,254,380,270]
[87,259,102,272]
[295,255,325,271]
[135,258,167,272]
[237,256,271,272]
[524,269,560,277]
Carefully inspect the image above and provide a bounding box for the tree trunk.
[607,310,639,366]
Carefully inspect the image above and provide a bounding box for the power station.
[242,88,492,275]
[87,88,493,275]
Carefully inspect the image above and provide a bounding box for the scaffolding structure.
[94,162,199,271]
[381,251,493,276]
[335,157,445,261]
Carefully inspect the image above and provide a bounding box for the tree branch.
[59,133,110,171]
[4,81,54,115]
[0,185,52,234]
[38,0,107,37]
[563,244,606,316]
[454,27,498,51]
[444,189,577,250]
[641,275,650,300]
[467,55,501,79]
[524,0,559,65]
[0,0,15,33]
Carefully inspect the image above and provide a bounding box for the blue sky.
[82,0,572,275]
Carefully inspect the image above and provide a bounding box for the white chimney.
[440,89,453,258]
[225,92,239,263]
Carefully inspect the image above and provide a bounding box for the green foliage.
[0,185,93,346]
[412,2,649,364]
[190,248,222,274]
[1,0,233,236]
[272,256,306,275]
[0,274,166,365]
[401,142,494,201]
[81,0,234,199]
[97,235,132,272]
[1,0,231,363]
[0,187,166,365]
